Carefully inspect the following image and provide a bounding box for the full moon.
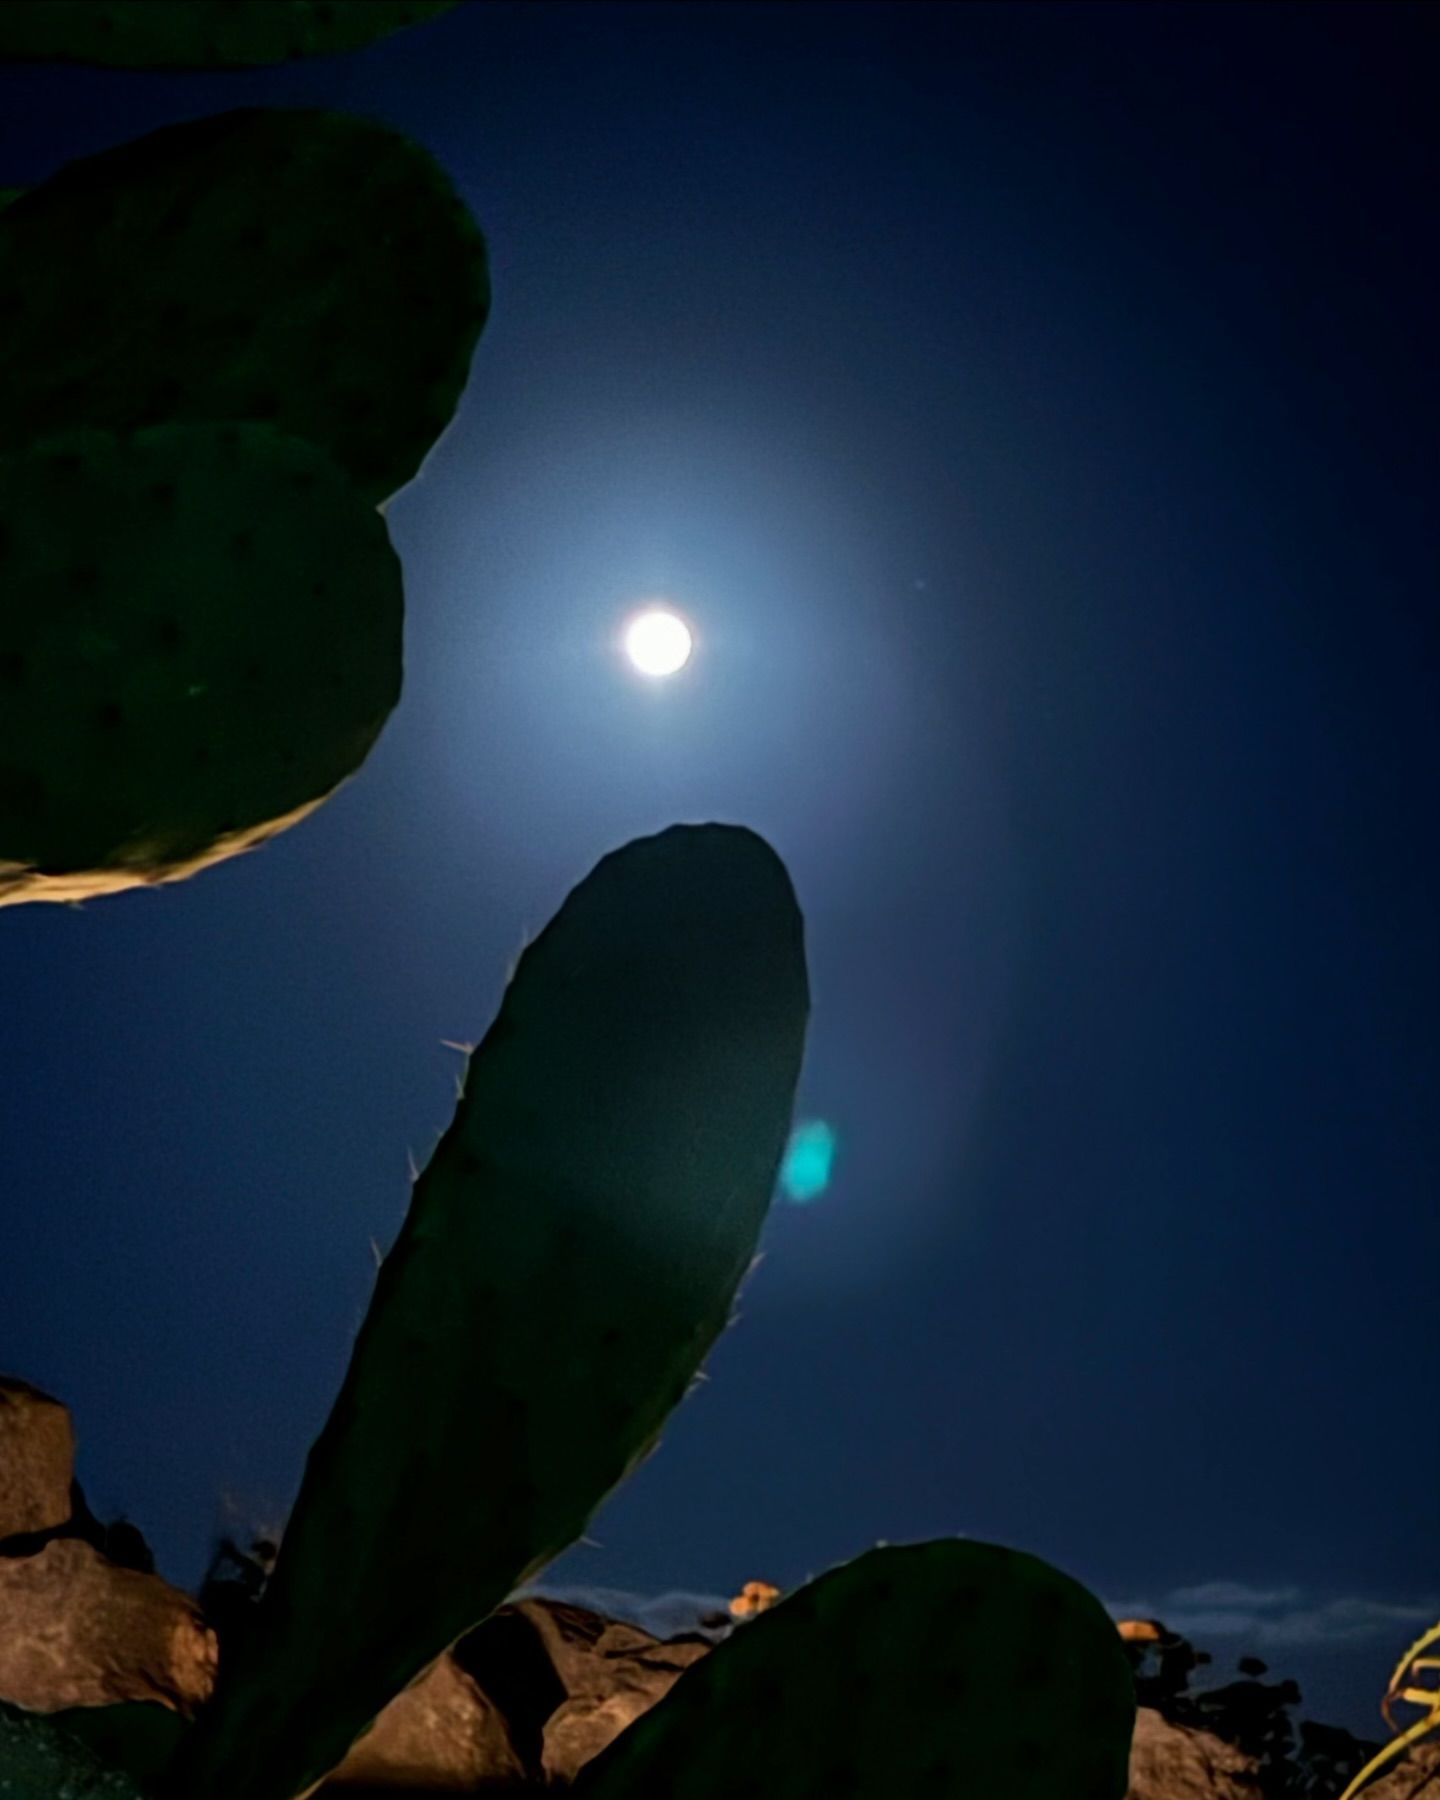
[623,606,693,677]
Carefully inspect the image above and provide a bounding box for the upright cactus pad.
[0,422,402,906]
[161,823,810,1800]
[0,2,460,68]
[0,107,488,505]
[573,1539,1137,1800]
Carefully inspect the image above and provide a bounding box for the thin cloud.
[1101,1583,1440,1649]
[517,1570,1439,1656]
[1168,1582,1305,1610]
[515,1582,735,1640]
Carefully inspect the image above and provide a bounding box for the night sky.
[2,0,1437,1747]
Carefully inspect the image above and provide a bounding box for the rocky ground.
[3,1375,1435,1798]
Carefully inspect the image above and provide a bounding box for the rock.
[0,1389,1422,1800]
[455,1598,710,1785]
[0,1378,155,1574]
[449,1606,569,1779]
[321,1654,527,1792]
[1289,1715,1418,1799]
[1359,1737,1440,1798]
[0,1376,75,1538]
[1127,1706,1266,1798]
[1118,1619,1168,1644]
[0,1538,216,1715]
[3,1527,1431,1800]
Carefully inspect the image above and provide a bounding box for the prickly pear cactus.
[161,822,811,1800]
[573,1539,1137,1800]
[0,1,460,68]
[0,106,488,506]
[0,1699,151,1800]
[0,421,403,905]
[0,105,485,900]
[19,1701,187,1789]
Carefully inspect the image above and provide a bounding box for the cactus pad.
[34,1703,188,1787]
[0,422,403,906]
[0,2,460,68]
[0,1699,149,1800]
[0,107,488,505]
[162,823,809,1800]
[573,1539,1137,1800]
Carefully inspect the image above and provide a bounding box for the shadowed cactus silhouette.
[0,107,488,502]
[2,1695,190,1795]
[0,1,461,68]
[160,820,812,1800]
[0,421,404,903]
[0,9,1147,1800]
[0,103,487,904]
[573,1542,1134,1800]
[0,1699,154,1799]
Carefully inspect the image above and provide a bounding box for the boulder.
[1127,1706,1265,1797]
[0,1377,75,1538]
[3,1531,1434,1800]
[322,1654,527,1792]
[0,1538,216,1715]
[0,1377,154,1572]
[1361,1737,1440,1797]
[0,1402,1426,1800]
[455,1598,710,1784]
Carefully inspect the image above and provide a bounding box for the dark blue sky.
[2,0,1436,1746]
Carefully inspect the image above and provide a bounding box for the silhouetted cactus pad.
[163,824,810,1800]
[0,107,488,505]
[573,1540,1137,1800]
[37,1703,188,1787]
[0,1,460,68]
[0,1698,148,1798]
[0,422,402,906]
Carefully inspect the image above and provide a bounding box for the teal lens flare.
[780,1119,836,1203]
